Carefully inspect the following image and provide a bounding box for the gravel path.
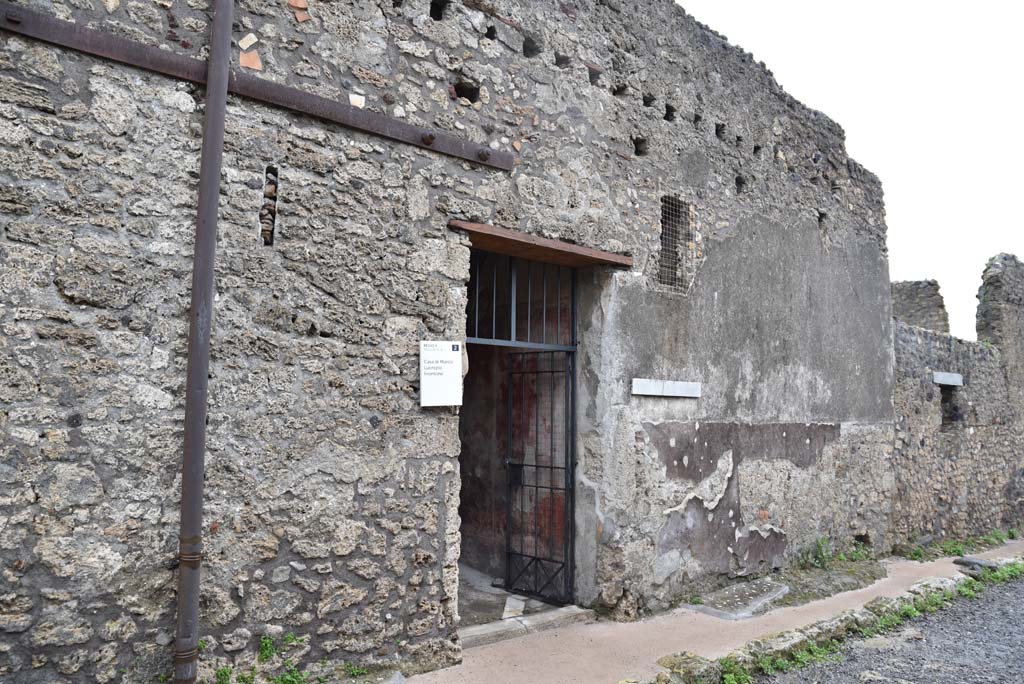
[769,580,1024,684]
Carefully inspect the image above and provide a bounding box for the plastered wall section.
[574,209,894,617]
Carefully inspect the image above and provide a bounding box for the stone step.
[459,605,595,649]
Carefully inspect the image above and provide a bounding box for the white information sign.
[419,341,464,407]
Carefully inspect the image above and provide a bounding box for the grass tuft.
[797,537,833,571]
[899,527,1019,562]
[720,657,753,684]
[259,635,277,663]
[271,661,309,684]
[343,662,370,677]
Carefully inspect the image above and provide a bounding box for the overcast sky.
[678,1,1023,339]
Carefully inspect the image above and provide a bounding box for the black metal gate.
[464,249,576,604]
[505,351,574,603]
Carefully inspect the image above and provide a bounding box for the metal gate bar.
[466,249,577,604]
[505,351,574,603]
[466,250,575,352]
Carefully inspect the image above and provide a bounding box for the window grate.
[466,250,576,351]
[657,196,699,292]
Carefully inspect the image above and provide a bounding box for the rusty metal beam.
[0,1,516,171]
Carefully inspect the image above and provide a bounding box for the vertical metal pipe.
[173,0,233,682]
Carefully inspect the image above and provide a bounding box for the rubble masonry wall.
[1,0,896,679]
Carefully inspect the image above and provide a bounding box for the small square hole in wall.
[484,25,497,39]
[453,79,480,103]
[522,34,542,58]
[715,122,726,140]
[692,112,703,129]
[587,65,602,85]
[429,0,449,20]
[555,52,572,68]
[664,104,676,121]
[643,93,656,107]
[735,175,747,194]
[612,83,628,97]
[632,136,649,157]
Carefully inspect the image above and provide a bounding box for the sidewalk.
[410,540,1024,684]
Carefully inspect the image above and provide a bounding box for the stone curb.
[641,555,1024,684]
[459,605,595,649]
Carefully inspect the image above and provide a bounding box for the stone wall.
[1,7,474,678]
[978,255,1024,410]
[565,1,894,614]
[1,0,894,680]
[891,323,1020,540]
[892,280,949,333]
[891,256,1024,543]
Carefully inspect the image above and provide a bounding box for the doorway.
[458,249,577,615]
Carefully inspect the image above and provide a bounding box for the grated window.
[657,196,699,292]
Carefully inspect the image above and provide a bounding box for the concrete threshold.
[459,605,595,649]
[411,540,1024,684]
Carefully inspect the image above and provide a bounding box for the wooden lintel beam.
[448,220,633,268]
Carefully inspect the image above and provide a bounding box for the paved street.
[410,542,1024,684]
[770,580,1024,684]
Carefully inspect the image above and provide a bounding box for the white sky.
[677,1,1024,339]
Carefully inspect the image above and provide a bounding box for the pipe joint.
[173,648,200,664]
[177,551,202,568]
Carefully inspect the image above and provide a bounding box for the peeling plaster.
[664,449,734,515]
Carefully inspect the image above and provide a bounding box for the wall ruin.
[891,260,1024,543]
[891,279,949,333]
